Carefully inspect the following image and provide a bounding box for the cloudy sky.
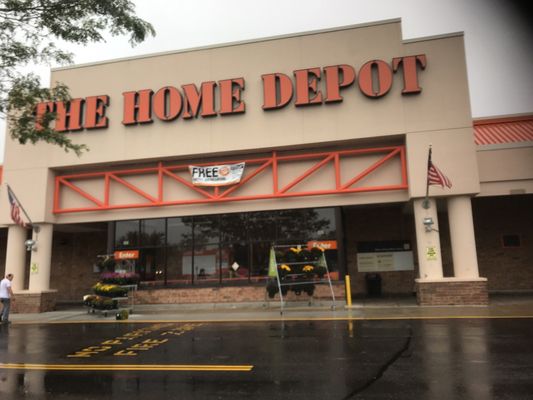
[1,0,532,161]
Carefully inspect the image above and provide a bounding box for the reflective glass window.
[115,220,139,248]
[167,217,193,247]
[220,242,249,283]
[248,211,276,242]
[192,243,220,284]
[140,219,166,247]
[220,213,248,243]
[193,215,220,245]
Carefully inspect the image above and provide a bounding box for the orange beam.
[54,146,408,214]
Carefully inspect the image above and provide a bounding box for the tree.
[0,0,155,155]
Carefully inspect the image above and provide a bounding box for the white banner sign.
[357,251,414,272]
[189,162,245,186]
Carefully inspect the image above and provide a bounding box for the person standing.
[0,273,14,324]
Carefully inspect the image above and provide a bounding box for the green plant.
[83,295,118,310]
[116,309,129,320]
[92,282,128,297]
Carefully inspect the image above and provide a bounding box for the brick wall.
[473,195,533,291]
[416,280,488,305]
[134,283,345,305]
[50,224,108,302]
[343,205,426,295]
[11,290,57,313]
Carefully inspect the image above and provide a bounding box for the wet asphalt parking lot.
[1,318,532,399]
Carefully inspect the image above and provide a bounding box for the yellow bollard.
[345,275,352,307]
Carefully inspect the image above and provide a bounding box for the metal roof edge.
[476,141,533,151]
[403,31,464,44]
[473,112,533,125]
[52,18,403,72]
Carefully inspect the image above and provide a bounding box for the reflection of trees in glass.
[180,208,336,245]
[167,217,193,250]
[220,214,248,243]
[139,231,165,247]
[248,212,276,242]
[140,219,165,247]
[115,230,138,247]
[188,215,219,246]
[115,220,139,247]
[116,208,335,251]
[277,209,335,241]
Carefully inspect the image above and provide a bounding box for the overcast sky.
[1,0,532,162]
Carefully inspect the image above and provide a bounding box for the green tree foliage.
[0,0,155,155]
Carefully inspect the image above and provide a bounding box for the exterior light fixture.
[24,239,37,251]
[423,217,434,232]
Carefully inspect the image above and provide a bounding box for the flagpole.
[422,145,432,209]
[6,183,37,230]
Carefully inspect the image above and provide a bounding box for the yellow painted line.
[0,363,253,372]
[11,314,533,325]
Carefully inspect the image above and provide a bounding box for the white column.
[414,198,443,280]
[5,225,27,291]
[448,196,480,278]
[28,223,54,291]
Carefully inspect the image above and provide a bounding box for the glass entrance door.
[138,248,165,284]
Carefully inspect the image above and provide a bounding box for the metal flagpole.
[6,184,39,232]
[422,145,432,209]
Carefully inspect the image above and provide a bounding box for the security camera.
[25,239,37,251]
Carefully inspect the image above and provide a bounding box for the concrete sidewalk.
[8,293,533,324]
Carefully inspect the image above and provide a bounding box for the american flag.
[7,186,28,228]
[427,148,452,189]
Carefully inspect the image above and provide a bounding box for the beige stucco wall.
[1,19,479,225]
[476,146,533,196]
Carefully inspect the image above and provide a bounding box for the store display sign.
[307,240,337,250]
[114,250,139,260]
[189,162,245,186]
[34,55,427,132]
[357,240,414,272]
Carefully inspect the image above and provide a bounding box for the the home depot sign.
[35,55,426,132]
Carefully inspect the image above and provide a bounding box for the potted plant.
[92,282,128,298]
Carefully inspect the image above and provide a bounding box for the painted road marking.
[67,322,203,358]
[11,315,533,326]
[0,363,254,372]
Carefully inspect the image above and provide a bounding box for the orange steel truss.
[53,145,407,214]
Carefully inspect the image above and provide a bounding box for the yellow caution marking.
[0,363,253,372]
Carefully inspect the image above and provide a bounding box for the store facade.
[1,19,532,312]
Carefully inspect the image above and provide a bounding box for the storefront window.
[193,215,220,245]
[167,218,193,285]
[277,208,336,242]
[192,243,219,283]
[312,208,337,239]
[140,219,165,247]
[168,217,193,247]
[113,207,341,287]
[220,213,248,243]
[115,220,139,248]
[220,242,249,283]
[248,211,276,241]
[138,247,165,284]
[250,242,272,282]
